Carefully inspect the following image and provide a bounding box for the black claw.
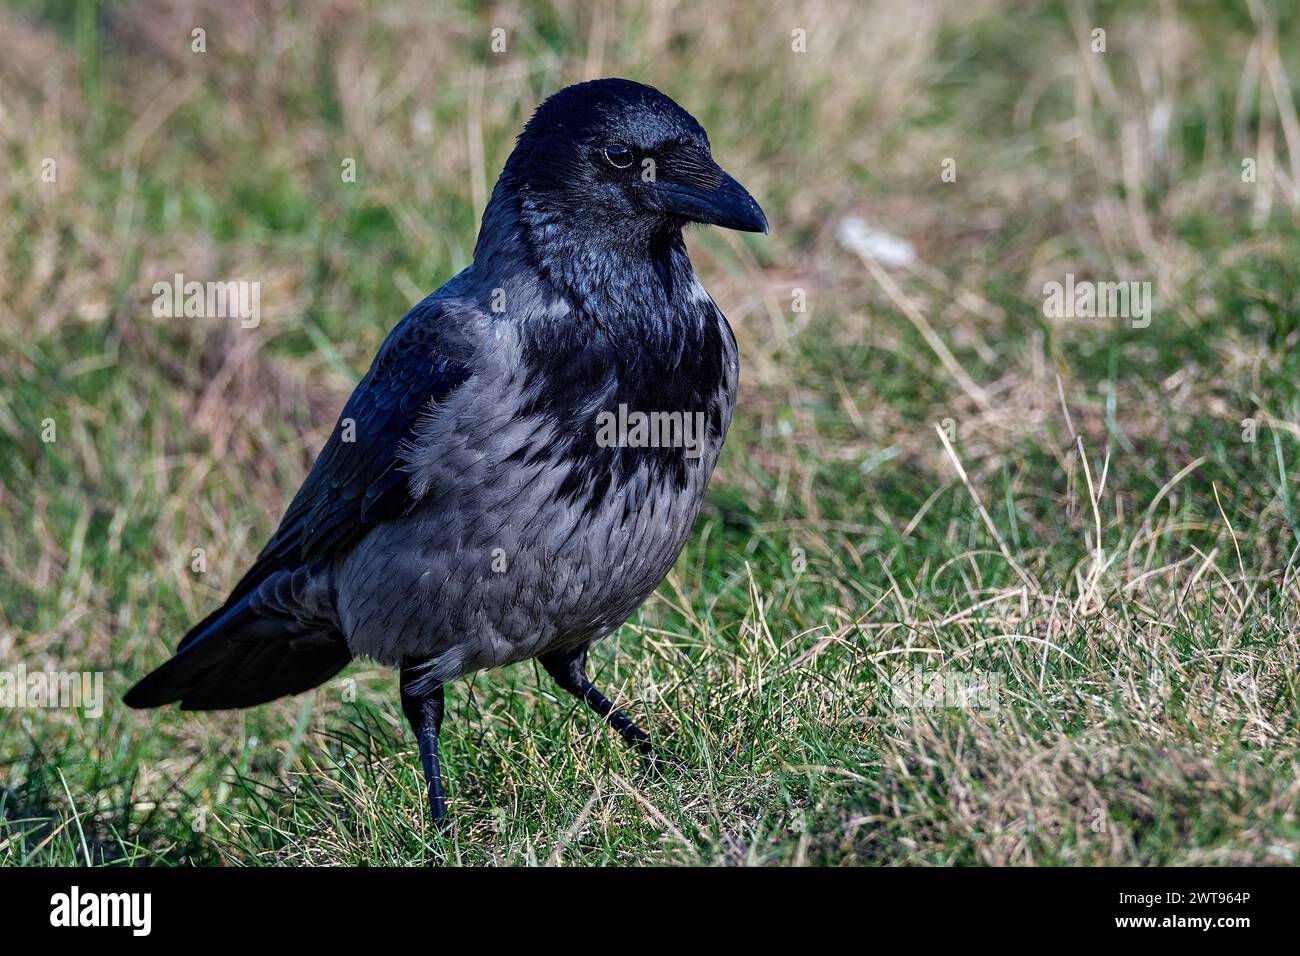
[642,747,684,777]
[626,731,683,775]
[540,646,683,776]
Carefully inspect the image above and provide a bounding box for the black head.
[499,79,767,253]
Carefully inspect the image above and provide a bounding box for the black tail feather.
[125,566,350,711]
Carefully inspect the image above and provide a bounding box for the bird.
[125,77,768,824]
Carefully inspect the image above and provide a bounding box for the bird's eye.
[603,144,634,169]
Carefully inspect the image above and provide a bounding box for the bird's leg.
[540,646,676,773]
[399,665,448,825]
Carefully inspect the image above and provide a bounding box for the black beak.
[651,167,769,234]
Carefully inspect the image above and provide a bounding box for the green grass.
[2,0,1299,866]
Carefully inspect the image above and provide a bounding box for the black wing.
[179,296,472,650]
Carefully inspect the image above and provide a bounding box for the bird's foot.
[426,789,450,830]
[635,739,685,777]
[722,738,753,760]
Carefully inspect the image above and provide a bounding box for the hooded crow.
[125,78,768,823]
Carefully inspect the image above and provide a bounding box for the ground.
[1,0,1298,865]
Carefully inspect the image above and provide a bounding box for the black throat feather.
[475,159,731,511]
